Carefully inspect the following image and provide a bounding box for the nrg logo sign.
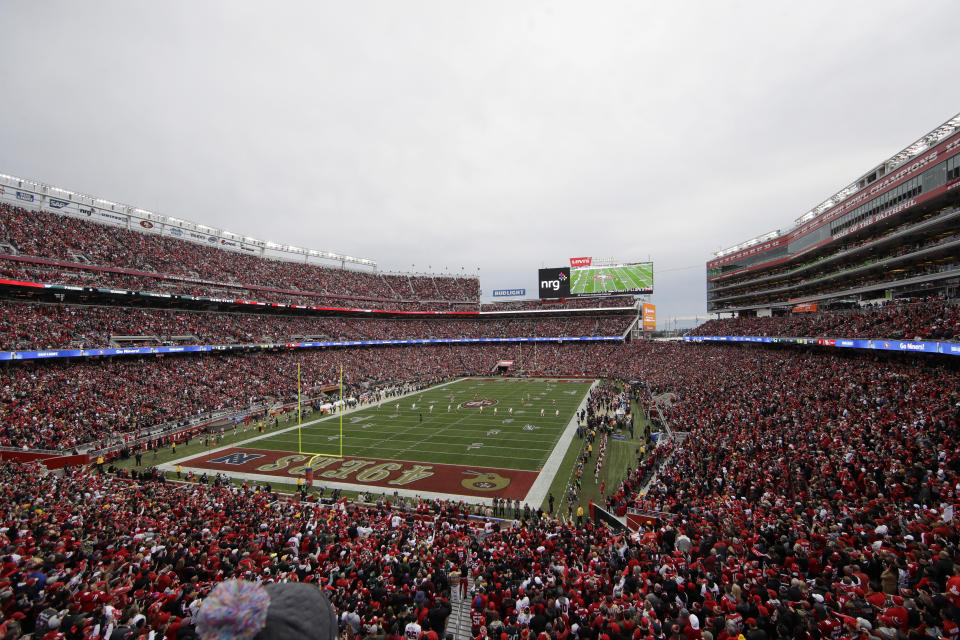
[538,267,571,299]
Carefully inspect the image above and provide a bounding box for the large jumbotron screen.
[568,260,654,296]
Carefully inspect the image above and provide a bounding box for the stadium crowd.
[0,257,479,311]
[0,205,480,308]
[708,258,960,312]
[0,462,466,640]
[2,197,960,639]
[591,341,960,640]
[0,343,624,450]
[0,302,634,351]
[0,339,958,639]
[688,297,960,341]
[0,258,634,314]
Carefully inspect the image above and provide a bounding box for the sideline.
[521,379,600,507]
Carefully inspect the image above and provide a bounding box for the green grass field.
[120,376,654,512]
[253,377,592,471]
[570,263,653,295]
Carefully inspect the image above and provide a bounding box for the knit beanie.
[195,580,337,640]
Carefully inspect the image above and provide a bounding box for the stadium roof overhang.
[713,112,960,259]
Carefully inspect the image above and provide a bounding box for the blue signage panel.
[682,336,960,358]
[0,336,625,361]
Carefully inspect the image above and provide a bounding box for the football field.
[569,263,653,295]
[165,377,594,502]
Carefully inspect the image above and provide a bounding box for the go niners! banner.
[570,257,592,267]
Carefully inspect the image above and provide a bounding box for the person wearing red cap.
[879,603,909,634]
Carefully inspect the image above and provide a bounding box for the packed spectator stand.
[688,297,960,341]
[0,342,628,450]
[3,205,960,640]
[0,302,634,351]
[0,204,480,310]
[3,338,960,640]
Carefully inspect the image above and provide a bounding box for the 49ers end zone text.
[183,447,538,500]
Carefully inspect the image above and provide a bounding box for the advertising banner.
[538,267,571,299]
[642,303,656,331]
[0,335,623,362]
[682,336,960,358]
[492,288,526,297]
[792,302,818,313]
[570,257,592,268]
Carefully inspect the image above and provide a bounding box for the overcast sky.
[2,1,959,327]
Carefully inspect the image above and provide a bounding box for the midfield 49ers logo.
[459,398,498,409]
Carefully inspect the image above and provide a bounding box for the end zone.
[163,446,538,501]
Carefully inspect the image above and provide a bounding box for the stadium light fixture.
[1,171,379,268]
[715,229,781,257]
[731,111,960,256]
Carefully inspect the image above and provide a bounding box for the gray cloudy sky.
[2,1,959,328]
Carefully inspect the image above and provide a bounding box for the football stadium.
[2,4,960,640]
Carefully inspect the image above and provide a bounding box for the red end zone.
[183,447,539,500]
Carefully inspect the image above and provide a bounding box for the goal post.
[298,364,344,486]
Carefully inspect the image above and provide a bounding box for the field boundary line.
[522,378,599,507]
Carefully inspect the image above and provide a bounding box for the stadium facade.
[706,113,960,315]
